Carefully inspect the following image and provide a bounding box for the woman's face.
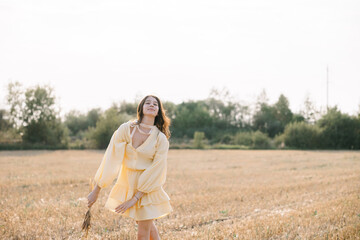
[142,96,159,117]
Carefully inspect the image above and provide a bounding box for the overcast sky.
[1,0,359,119]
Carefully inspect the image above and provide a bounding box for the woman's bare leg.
[137,219,152,240]
[150,221,160,240]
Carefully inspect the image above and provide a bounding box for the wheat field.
[0,149,359,239]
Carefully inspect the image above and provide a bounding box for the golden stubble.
[0,149,359,239]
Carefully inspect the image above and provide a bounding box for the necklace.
[130,124,153,137]
[136,125,152,135]
[140,122,156,129]
[131,120,155,136]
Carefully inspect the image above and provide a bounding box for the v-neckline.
[129,123,156,151]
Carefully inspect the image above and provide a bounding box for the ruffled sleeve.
[137,133,169,194]
[93,123,128,189]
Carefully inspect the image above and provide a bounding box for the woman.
[87,95,173,240]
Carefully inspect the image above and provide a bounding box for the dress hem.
[104,197,173,221]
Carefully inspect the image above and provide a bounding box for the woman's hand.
[115,198,137,214]
[87,189,100,208]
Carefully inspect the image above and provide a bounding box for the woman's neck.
[141,115,155,126]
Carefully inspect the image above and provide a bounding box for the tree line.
[1,82,359,150]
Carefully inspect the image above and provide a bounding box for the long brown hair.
[135,95,171,139]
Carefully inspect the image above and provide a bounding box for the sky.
[1,0,359,119]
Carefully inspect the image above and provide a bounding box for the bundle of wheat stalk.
[81,178,94,238]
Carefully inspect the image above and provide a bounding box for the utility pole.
[326,65,329,113]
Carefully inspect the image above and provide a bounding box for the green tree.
[207,87,250,129]
[234,130,271,148]
[254,88,269,112]
[282,121,323,149]
[89,108,131,148]
[22,84,57,124]
[274,94,293,125]
[300,94,322,124]
[6,81,68,147]
[234,131,252,146]
[172,100,213,139]
[86,108,102,128]
[64,108,101,137]
[119,100,138,116]
[252,131,271,149]
[253,103,280,138]
[193,131,205,149]
[162,101,177,121]
[253,94,293,138]
[22,85,67,146]
[0,109,11,131]
[0,109,21,144]
[64,110,89,136]
[291,113,305,123]
[24,118,69,146]
[6,81,24,129]
[317,106,360,149]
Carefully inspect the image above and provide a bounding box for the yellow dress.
[93,120,173,221]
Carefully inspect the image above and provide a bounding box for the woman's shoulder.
[156,130,169,147]
[157,130,166,139]
[118,120,134,131]
[127,119,138,127]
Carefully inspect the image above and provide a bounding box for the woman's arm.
[87,184,102,208]
[94,184,101,193]
[93,123,127,189]
[136,134,169,194]
[133,191,145,201]
[115,190,145,214]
